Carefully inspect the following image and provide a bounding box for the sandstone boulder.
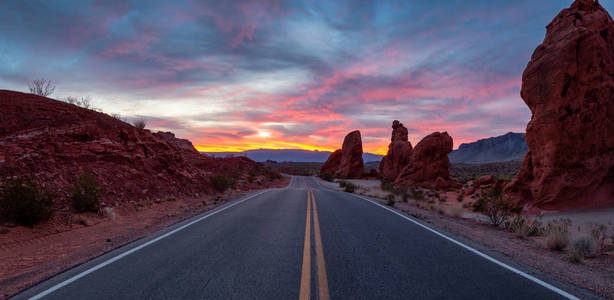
[395,132,459,189]
[320,149,342,177]
[320,130,364,178]
[379,120,413,180]
[505,0,614,210]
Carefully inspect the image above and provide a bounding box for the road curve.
[15,176,588,299]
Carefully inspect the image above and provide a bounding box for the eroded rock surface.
[395,132,459,189]
[506,0,614,209]
[379,120,413,180]
[320,130,364,178]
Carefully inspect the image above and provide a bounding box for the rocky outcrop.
[0,90,280,212]
[320,149,342,177]
[379,120,413,180]
[395,132,459,189]
[156,131,199,154]
[320,130,364,178]
[505,0,614,210]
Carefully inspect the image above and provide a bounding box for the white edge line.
[29,177,294,300]
[312,176,579,300]
[348,193,579,300]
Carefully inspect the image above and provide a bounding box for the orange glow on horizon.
[194,142,388,155]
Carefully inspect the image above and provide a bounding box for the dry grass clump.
[447,205,464,218]
[568,235,598,263]
[545,218,571,251]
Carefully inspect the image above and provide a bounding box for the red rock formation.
[395,132,459,189]
[0,90,280,213]
[506,0,614,210]
[379,120,413,180]
[320,130,364,178]
[320,149,342,177]
[156,131,199,154]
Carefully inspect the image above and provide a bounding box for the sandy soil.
[0,176,290,299]
[320,178,614,299]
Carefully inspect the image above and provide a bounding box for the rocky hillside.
[0,90,280,217]
[448,132,528,164]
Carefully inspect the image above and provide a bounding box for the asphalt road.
[16,176,587,299]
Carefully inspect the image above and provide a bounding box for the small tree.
[69,171,104,213]
[474,186,515,227]
[0,177,55,226]
[28,79,56,97]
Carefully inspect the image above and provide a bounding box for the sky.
[2,0,611,154]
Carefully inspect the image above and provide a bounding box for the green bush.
[457,193,464,202]
[0,177,54,226]
[210,175,236,192]
[69,171,104,213]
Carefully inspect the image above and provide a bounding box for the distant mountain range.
[448,132,528,164]
[203,149,383,163]
[203,132,528,164]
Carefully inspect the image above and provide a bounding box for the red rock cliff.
[506,0,614,209]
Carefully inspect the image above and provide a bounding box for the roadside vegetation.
[0,177,55,226]
[69,171,104,213]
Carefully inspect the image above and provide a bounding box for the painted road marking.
[350,193,580,300]
[28,176,295,300]
[299,184,312,300]
[310,189,330,300]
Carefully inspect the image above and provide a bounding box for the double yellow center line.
[299,184,330,300]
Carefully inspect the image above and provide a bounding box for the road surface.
[16,176,587,299]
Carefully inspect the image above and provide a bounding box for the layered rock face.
[506,0,614,209]
[156,131,199,154]
[379,120,413,180]
[320,130,364,178]
[0,90,279,210]
[395,132,458,189]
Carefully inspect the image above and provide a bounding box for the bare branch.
[28,79,56,97]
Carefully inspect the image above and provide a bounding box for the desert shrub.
[545,218,571,251]
[338,181,347,188]
[69,171,104,213]
[410,188,424,201]
[343,182,356,193]
[28,78,55,97]
[473,187,515,227]
[401,192,409,203]
[0,177,54,225]
[569,235,598,259]
[319,173,333,182]
[210,175,235,192]
[457,193,464,202]
[506,216,544,237]
[386,194,395,206]
[380,179,394,192]
[133,119,146,129]
[590,224,607,241]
